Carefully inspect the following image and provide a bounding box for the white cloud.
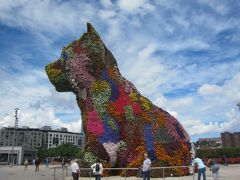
[200,0,230,15]
[220,108,240,132]
[183,119,220,136]
[1,108,82,133]
[117,0,155,14]
[0,57,81,133]
[117,0,146,12]
[181,106,240,137]
[121,43,170,96]
[99,10,116,20]
[170,97,194,108]
[154,94,169,108]
[0,0,95,37]
[198,84,221,96]
[158,38,210,53]
[100,0,113,8]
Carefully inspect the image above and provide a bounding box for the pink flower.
[103,142,119,166]
[87,111,104,136]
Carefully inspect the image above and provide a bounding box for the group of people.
[22,152,224,180]
[70,153,151,180]
[70,158,104,180]
[23,157,40,171]
[71,152,225,180]
[193,156,221,180]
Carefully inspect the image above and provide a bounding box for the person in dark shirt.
[35,157,40,172]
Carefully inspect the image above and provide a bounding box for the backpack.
[212,164,219,173]
[95,163,100,172]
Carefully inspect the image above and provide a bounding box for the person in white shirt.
[91,158,103,180]
[193,157,206,180]
[142,153,151,180]
[71,159,80,180]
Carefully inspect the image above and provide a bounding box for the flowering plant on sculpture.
[84,151,96,165]
[118,140,127,151]
[45,23,191,177]
[103,142,119,167]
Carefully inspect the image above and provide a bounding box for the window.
[53,137,59,145]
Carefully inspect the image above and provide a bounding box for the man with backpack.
[91,158,103,180]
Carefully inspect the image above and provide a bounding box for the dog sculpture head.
[46,23,119,95]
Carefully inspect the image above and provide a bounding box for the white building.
[0,145,36,165]
[0,126,85,149]
[47,131,85,149]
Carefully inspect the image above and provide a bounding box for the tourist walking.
[222,154,228,166]
[32,158,35,165]
[24,158,28,170]
[142,153,151,180]
[91,158,103,180]
[193,156,206,180]
[71,159,80,180]
[45,158,49,168]
[35,157,40,172]
[207,159,220,180]
[62,157,66,168]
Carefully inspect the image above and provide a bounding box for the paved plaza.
[0,164,240,180]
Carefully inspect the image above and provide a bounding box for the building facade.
[47,131,85,149]
[0,145,36,165]
[221,132,240,147]
[197,137,222,148]
[0,126,85,149]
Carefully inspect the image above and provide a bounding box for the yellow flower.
[46,63,62,81]
[129,92,139,102]
[92,80,110,94]
[139,97,151,110]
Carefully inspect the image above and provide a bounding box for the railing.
[53,166,196,180]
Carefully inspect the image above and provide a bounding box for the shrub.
[197,147,240,159]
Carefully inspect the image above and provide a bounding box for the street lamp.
[10,108,19,167]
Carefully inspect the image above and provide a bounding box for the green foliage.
[45,62,71,92]
[118,140,127,151]
[197,147,240,158]
[75,149,84,159]
[91,80,111,119]
[63,46,74,60]
[84,151,96,165]
[37,147,48,159]
[37,143,81,159]
[54,143,80,159]
[125,106,135,122]
[107,117,117,130]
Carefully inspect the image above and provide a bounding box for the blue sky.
[0,0,240,141]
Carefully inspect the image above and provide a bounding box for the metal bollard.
[62,167,64,180]
[54,168,56,180]
[124,169,127,180]
[89,169,92,180]
[163,168,165,180]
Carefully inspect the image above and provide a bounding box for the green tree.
[75,148,84,159]
[37,147,48,159]
[54,143,80,159]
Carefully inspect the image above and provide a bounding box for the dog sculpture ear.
[86,22,101,39]
[87,22,95,33]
